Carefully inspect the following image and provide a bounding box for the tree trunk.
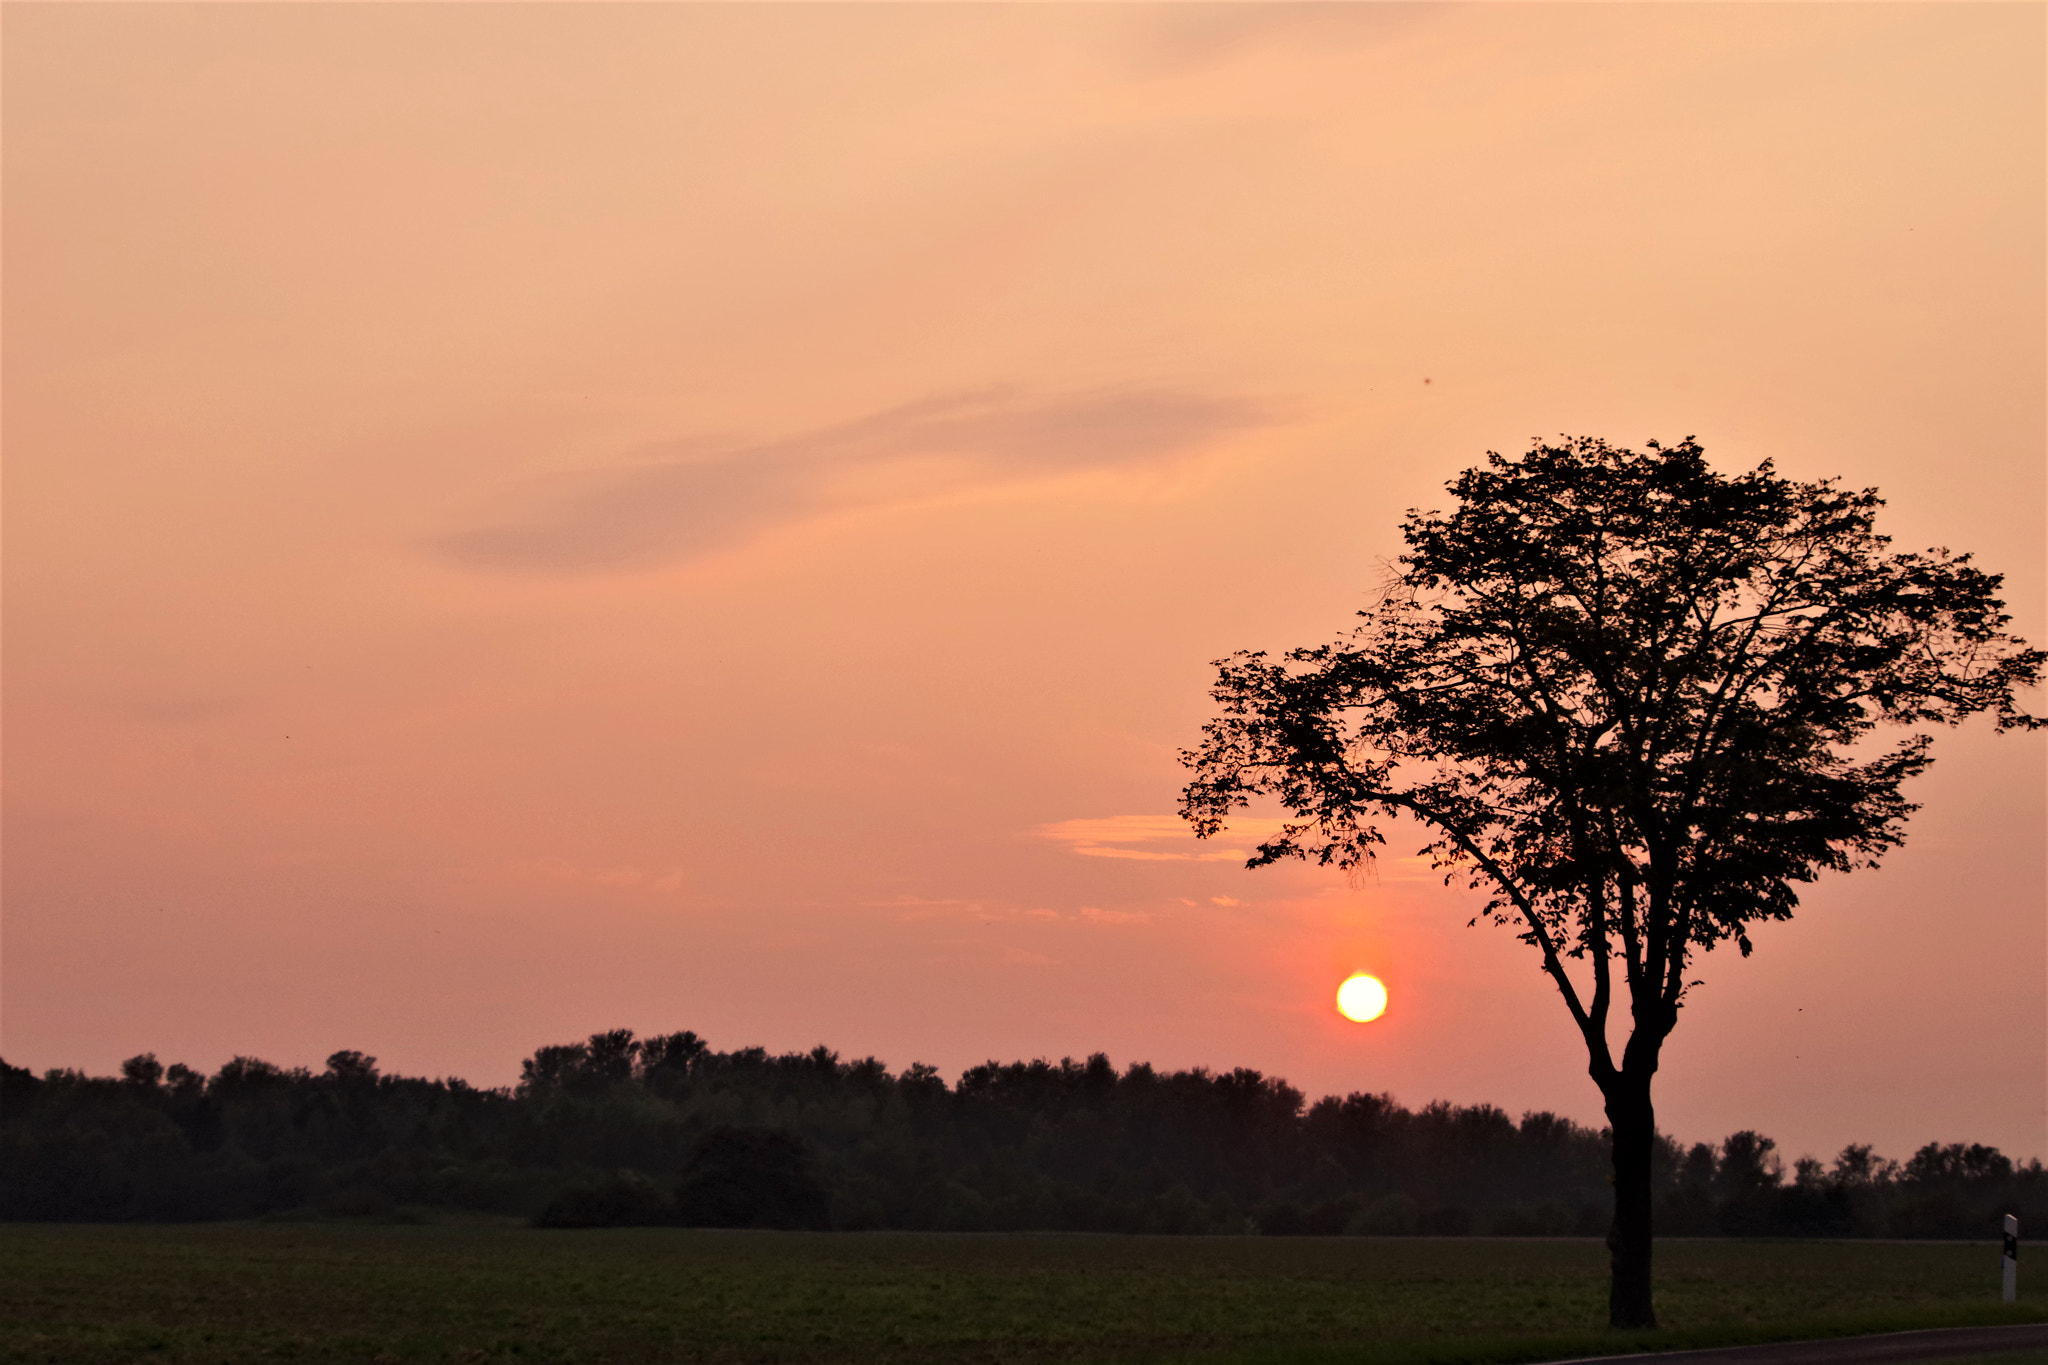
[1604,1072,1657,1329]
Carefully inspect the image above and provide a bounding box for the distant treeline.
[3,1029,2039,1237]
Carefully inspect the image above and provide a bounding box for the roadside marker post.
[2003,1214,2019,1302]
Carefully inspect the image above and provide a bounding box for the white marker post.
[2003,1213,2019,1302]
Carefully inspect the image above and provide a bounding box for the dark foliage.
[672,1126,831,1229]
[3,1031,2039,1238]
[533,1169,673,1228]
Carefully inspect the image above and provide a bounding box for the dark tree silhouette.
[1180,436,2043,1327]
[7,1028,2047,1237]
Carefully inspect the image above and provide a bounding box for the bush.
[1346,1193,1419,1236]
[672,1128,829,1230]
[533,1170,672,1228]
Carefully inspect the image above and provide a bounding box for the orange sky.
[6,3,2044,1165]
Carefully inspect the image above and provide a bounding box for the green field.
[2,1223,2043,1365]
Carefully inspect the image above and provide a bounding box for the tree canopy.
[7,1030,2044,1243]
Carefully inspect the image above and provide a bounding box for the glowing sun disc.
[1336,973,1389,1022]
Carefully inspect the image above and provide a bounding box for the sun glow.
[1336,973,1389,1023]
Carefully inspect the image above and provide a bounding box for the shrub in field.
[672,1127,830,1230]
[1347,1193,1419,1236]
[534,1169,673,1228]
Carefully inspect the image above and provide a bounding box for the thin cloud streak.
[1036,813,1288,863]
[1124,2,1440,77]
[440,387,1269,574]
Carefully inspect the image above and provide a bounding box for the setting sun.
[1336,974,1389,1023]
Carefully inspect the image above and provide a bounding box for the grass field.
[2,1223,2043,1365]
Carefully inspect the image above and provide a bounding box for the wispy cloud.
[440,386,1268,573]
[1124,4,1438,77]
[507,857,686,893]
[865,896,1135,927]
[1079,906,1150,925]
[1034,813,1288,863]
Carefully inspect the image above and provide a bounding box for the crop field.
[1,1223,2044,1365]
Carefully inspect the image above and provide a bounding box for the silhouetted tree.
[1713,1130,1783,1235]
[1180,436,2044,1326]
[120,1054,165,1087]
[324,1051,379,1085]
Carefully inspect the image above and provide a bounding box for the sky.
[4,2,2043,1167]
